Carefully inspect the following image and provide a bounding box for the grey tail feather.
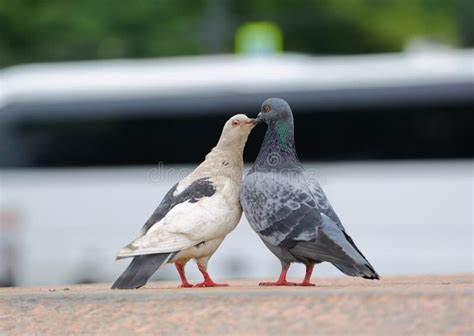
[111,252,175,289]
[333,260,380,280]
[290,231,380,280]
[340,232,380,280]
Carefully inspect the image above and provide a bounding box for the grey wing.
[288,213,379,279]
[241,171,379,279]
[240,172,321,246]
[301,173,378,278]
[141,177,216,233]
[305,171,345,231]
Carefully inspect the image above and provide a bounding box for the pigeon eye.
[263,105,271,113]
[231,120,239,126]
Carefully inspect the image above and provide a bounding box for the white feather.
[117,178,241,258]
[116,114,255,267]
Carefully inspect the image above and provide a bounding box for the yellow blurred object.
[235,21,283,55]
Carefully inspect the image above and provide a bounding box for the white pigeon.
[112,114,257,289]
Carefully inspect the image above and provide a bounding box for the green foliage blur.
[0,0,472,68]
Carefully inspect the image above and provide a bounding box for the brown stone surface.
[0,274,473,335]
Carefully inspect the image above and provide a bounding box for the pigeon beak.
[247,118,259,126]
[256,112,263,123]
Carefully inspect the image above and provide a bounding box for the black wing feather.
[141,177,216,233]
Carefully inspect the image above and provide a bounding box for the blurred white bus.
[1,50,473,286]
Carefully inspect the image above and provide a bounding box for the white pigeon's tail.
[111,252,176,289]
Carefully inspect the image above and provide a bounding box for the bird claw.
[259,281,298,286]
[194,281,229,288]
[178,283,193,288]
[298,282,316,287]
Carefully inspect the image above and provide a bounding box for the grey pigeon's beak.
[256,112,263,123]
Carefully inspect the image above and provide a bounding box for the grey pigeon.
[240,98,379,286]
[112,114,257,289]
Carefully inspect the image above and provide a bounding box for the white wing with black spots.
[118,176,241,258]
[141,177,216,234]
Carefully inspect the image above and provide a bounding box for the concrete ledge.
[1,275,472,335]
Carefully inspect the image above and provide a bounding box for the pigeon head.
[216,114,258,149]
[257,98,293,125]
[250,98,299,171]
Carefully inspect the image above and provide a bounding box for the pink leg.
[259,264,297,286]
[298,262,316,286]
[194,264,229,287]
[175,263,193,288]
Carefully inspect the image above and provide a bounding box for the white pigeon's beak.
[247,118,259,126]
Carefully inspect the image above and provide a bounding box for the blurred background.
[0,0,473,287]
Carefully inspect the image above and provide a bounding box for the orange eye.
[263,105,271,113]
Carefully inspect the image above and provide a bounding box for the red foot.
[194,280,229,288]
[298,263,316,286]
[298,281,316,287]
[259,281,298,286]
[178,282,193,288]
[175,263,193,288]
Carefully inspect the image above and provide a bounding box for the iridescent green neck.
[251,119,299,172]
[275,120,290,145]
